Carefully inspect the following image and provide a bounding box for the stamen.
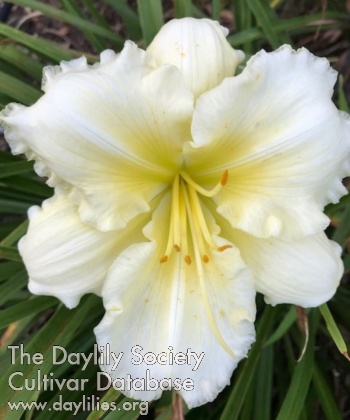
[179,170,229,198]
[160,170,230,264]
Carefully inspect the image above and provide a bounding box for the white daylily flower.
[1,18,349,408]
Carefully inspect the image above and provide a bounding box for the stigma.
[160,170,231,265]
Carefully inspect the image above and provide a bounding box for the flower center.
[160,170,231,265]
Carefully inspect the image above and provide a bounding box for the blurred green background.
[0,1,349,418]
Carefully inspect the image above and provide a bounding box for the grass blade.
[319,303,349,360]
[0,296,58,329]
[0,162,34,179]
[104,0,142,40]
[276,311,317,420]
[313,365,343,420]
[0,71,41,104]
[174,0,192,18]
[246,0,291,48]
[220,306,274,420]
[137,0,164,46]
[7,0,123,47]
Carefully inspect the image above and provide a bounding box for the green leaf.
[0,23,91,62]
[211,0,221,20]
[319,304,349,360]
[332,202,350,246]
[0,262,23,281]
[246,0,291,48]
[276,311,317,420]
[0,270,27,306]
[104,0,142,40]
[220,306,274,420]
[313,365,343,420]
[7,0,123,47]
[59,0,105,52]
[174,0,192,18]
[265,306,297,346]
[0,161,34,179]
[253,345,273,420]
[228,12,348,47]
[137,0,164,46]
[0,220,28,247]
[0,45,42,80]
[0,70,41,104]
[231,0,254,53]
[338,75,349,112]
[0,295,99,417]
[1,175,52,198]
[0,245,22,262]
[0,296,58,329]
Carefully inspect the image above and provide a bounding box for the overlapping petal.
[230,230,343,307]
[19,193,149,308]
[186,45,350,239]
[147,18,244,99]
[95,194,255,408]
[0,42,194,231]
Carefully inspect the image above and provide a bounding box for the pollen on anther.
[203,255,209,263]
[174,244,181,252]
[160,255,168,263]
[184,255,192,265]
[220,170,229,186]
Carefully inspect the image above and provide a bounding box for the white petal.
[147,18,244,99]
[187,45,350,239]
[231,229,343,307]
[0,42,193,231]
[19,193,147,308]
[95,194,255,408]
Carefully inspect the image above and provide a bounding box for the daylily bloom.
[1,17,349,408]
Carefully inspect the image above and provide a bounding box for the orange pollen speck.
[203,255,209,263]
[160,255,168,263]
[174,244,181,252]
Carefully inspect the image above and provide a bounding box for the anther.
[217,244,232,252]
[220,170,229,186]
[203,255,209,263]
[160,255,168,263]
[184,255,192,265]
[174,244,181,252]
